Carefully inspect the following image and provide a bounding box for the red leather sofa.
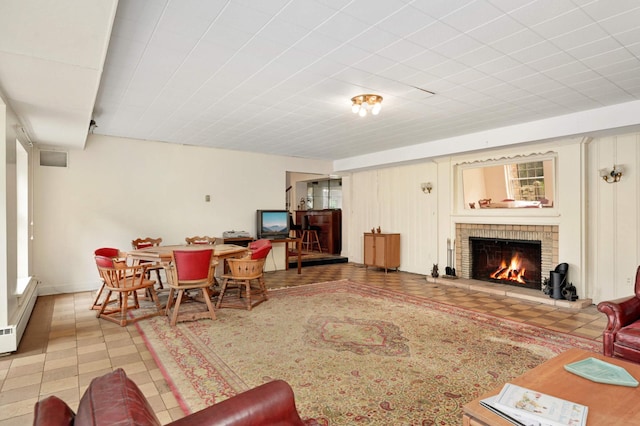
[597,265,640,363]
[33,368,314,426]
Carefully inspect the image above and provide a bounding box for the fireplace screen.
[470,237,542,290]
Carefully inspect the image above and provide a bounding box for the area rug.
[135,280,600,425]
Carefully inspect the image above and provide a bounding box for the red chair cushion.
[94,247,120,257]
[173,249,213,280]
[248,239,272,259]
[617,321,640,348]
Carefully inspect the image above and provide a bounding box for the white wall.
[587,135,640,303]
[34,134,332,295]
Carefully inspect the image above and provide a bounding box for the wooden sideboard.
[295,209,342,254]
[364,233,400,272]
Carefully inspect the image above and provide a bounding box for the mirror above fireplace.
[457,153,556,211]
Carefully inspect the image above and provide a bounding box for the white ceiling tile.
[406,21,461,49]
[314,12,370,41]
[581,0,640,21]
[455,45,504,67]
[531,8,594,39]
[581,49,637,71]
[201,22,254,50]
[549,24,609,51]
[402,50,450,71]
[467,15,526,44]
[430,34,485,59]
[377,40,425,62]
[213,2,273,34]
[411,0,479,18]
[508,0,578,27]
[425,59,469,78]
[342,0,412,26]
[598,7,640,35]
[440,0,504,32]
[567,37,624,60]
[490,29,546,54]
[277,1,338,29]
[375,6,436,37]
[295,32,345,57]
[523,50,574,72]
[258,18,309,46]
[349,27,400,54]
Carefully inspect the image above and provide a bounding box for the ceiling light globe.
[359,108,367,117]
[372,103,381,115]
[351,103,359,114]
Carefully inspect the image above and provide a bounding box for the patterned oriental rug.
[135,280,600,425]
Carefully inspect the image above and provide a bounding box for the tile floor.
[0,262,607,425]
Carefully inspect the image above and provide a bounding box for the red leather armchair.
[597,265,640,363]
[33,368,313,426]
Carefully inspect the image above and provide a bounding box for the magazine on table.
[480,395,539,426]
[483,383,588,426]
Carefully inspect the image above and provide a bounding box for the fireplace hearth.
[470,237,542,290]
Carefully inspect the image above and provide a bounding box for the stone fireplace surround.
[455,223,558,283]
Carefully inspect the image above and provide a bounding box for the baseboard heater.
[0,277,39,354]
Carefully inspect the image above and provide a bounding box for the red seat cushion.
[617,322,640,348]
[250,240,272,260]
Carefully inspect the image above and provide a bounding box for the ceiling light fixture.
[351,94,383,117]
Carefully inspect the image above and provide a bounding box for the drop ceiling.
[2,0,640,161]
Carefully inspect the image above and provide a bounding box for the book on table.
[481,383,588,426]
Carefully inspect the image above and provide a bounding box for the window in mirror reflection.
[463,159,554,209]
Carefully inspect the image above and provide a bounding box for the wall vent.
[40,150,68,167]
[0,328,13,336]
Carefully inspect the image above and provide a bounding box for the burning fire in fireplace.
[489,254,526,284]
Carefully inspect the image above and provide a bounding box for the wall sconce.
[421,182,433,194]
[600,165,623,183]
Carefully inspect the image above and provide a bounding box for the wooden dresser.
[295,209,342,254]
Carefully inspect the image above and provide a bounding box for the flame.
[489,254,527,284]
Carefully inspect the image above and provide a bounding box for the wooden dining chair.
[185,236,217,245]
[217,239,272,311]
[163,249,218,326]
[131,237,164,288]
[91,247,123,311]
[95,255,163,326]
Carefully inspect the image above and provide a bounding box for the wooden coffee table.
[463,348,640,425]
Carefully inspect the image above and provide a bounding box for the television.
[256,210,290,240]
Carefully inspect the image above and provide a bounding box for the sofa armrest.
[168,380,306,426]
[597,295,640,334]
[33,396,75,426]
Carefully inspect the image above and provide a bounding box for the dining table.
[127,243,249,265]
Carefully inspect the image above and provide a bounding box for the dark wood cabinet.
[295,210,342,254]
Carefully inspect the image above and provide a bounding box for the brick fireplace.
[455,224,558,289]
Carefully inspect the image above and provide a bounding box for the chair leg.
[165,288,175,316]
[200,287,217,321]
[245,280,252,311]
[119,291,129,326]
[155,268,163,289]
[171,289,185,326]
[216,279,229,308]
[97,290,113,318]
[258,276,268,301]
[149,286,163,314]
[91,282,106,310]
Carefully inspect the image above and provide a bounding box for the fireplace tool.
[444,238,457,278]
